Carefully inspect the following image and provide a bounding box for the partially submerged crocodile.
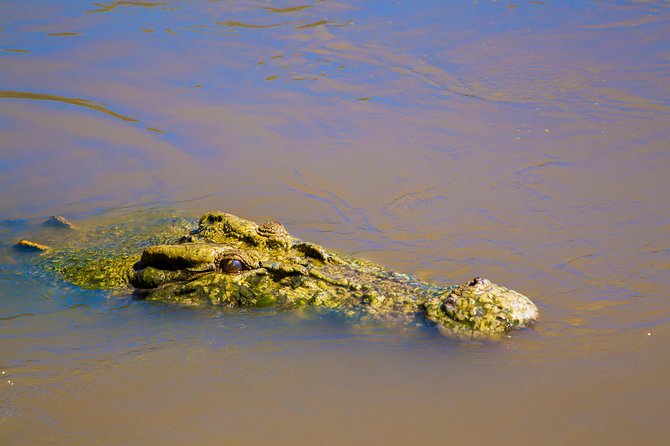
[15,211,539,338]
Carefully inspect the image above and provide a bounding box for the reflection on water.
[1,0,669,444]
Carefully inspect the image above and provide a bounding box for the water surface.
[1,1,669,444]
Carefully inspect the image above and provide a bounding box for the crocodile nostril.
[469,277,490,287]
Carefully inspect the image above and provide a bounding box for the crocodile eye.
[220,259,245,274]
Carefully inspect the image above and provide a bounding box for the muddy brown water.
[1,1,669,444]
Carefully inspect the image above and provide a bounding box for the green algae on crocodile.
[28,214,196,291]
[20,211,539,338]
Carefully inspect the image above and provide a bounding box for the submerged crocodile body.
[19,211,539,338]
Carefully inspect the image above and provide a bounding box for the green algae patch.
[143,271,278,309]
[59,253,140,290]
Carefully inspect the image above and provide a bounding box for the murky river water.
[1,1,669,444]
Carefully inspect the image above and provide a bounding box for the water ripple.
[0,90,138,122]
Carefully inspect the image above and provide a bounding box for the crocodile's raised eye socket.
[220,259,245,274]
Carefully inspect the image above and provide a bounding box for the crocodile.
[15,211,539,338]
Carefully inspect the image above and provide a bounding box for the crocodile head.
[129,211,539,337]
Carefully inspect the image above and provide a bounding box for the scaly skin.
[27,211,539,338]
